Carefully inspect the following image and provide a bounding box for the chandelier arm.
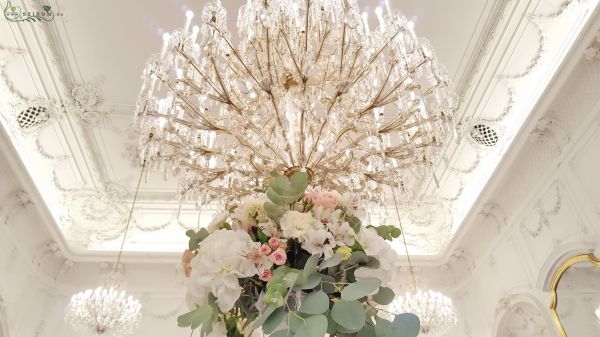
[164,80,224,131]
[348,28,402,87]
[280,28,304,81]
[339,22,347,76]
[305,95,340,166]
[209,56,244,113]
[312,27,330,65]
[208,22,266,91]
[175,47,227,100]
[303,0,310,62]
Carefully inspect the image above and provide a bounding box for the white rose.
[280,211,320,241]
[232,198,268,229]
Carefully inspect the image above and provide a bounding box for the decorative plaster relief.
[520,185,562,238]
[498,301,551,337]
[0,189,33,226]
[529,117,570,155]
[583,29,600,61]
[67,80,112,127]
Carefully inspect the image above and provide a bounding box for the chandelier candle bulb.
[385,0,393,16]
[159,32,170,59]
[183,10,194,35]
[375,7,386,30]
[361,12,370,34]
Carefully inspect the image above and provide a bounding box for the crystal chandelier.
[65,273,142,337]
[65,161,148,336]
[135,0,458,203]
[595,305,600,320]
[392,289,457,337]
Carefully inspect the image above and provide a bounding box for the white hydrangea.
[355,227,398,285]
[187,229,257,312]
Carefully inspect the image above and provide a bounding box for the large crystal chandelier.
[135,0,458,203]
[65,273,142,337]
[392,289,457,337]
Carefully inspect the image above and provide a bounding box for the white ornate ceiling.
[0,0,598,260]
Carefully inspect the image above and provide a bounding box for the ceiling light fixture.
[135,0,458,204]
[65,151,150,337]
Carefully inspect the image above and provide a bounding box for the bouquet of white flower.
[179,172,420,337]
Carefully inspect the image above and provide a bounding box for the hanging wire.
[114,132,153,273]
[391,183,418,293]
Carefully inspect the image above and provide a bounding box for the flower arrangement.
[179,172,420,337]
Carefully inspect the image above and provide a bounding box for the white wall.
[444,24,600,337]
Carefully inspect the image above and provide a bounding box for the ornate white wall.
[442,22,600,337]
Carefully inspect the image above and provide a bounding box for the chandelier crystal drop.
[135,0,458,204]
[392,289,457,337]
[65,273,142,337]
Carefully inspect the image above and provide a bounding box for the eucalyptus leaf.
[331,300,366,331]
[372,287,395,305]
[357,325,376,337]
[347,251,369,265]
[271,330,292,337]
[374,317,394,337]
[393,313,420,337]
[252,305,277,329]
[304,255,320,278]
[264,201,285,220]
[294,272,322,290]
[177,304,213,330]
[319,254,343,271]
[341,278,381,301]
[345,215,362,233]
[318,275,337,294]
[292,314,327,337]
[299,291,329,314]
[263,308,286,334]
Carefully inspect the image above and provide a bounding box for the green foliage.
[177,304,213,330]
[369,225,401,241]
[345,215,362,233]
[299,291,329,314]
[252,305,278,330]
[374,317,394,337]
[358,325,377,337]
[303,254,320,278]
[266,172,308,205]
[264,201,285,221]
[318,253,342,271]
[341,278,381,301]
[331,300,366,331]
[372,287,395,305]
[186,228,209,250]
[263,308,286,334]
[393,313,420,337]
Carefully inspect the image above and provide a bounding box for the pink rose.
[259,269,273,282]
[269,248,287,266]
[259,244,272,255]
[268,238,280,249]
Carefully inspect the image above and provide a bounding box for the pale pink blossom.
[304,190,319,203]
[259,244,272,255]
[316,192,338,210]
[269,248,287,265]
[259,269,273,281]
[268,238,280,249]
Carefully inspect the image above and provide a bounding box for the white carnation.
[280,211,320,241]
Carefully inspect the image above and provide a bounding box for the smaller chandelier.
[65,273,142,337]
[392,289,457,337]
[595,305,600,321]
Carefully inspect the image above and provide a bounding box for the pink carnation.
[259,269,273,281]
[316,193,337,210]
[269,248,287,266]
[268,238,280,249]
[259,244,272,255]
[304,190,319,203]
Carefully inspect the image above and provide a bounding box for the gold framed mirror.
[549,253,600,337]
